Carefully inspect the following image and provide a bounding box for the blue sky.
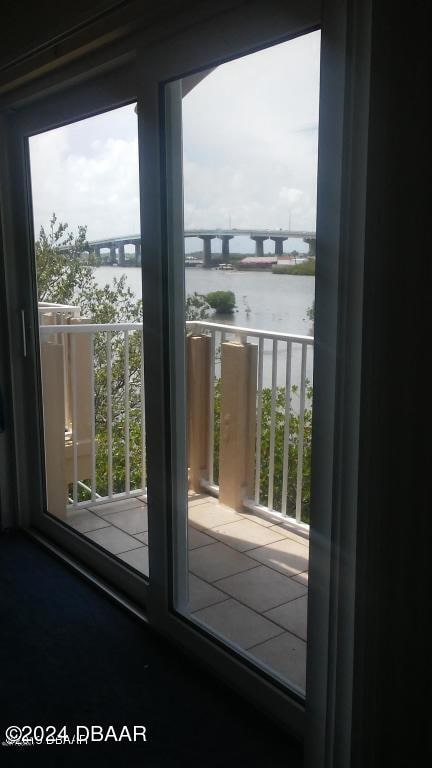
[29,31,320,254]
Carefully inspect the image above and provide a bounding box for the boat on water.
[185,257,203,267]
[216,263,236,271]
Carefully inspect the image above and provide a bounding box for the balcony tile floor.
[72,491,308,690]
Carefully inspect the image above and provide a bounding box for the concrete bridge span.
[83,228,316,267]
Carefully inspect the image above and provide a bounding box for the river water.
[95,266,315,390]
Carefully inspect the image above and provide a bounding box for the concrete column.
[219,341,258,510]
[304,237,316,258]
[271,236,287,256]
[109,245,116,264]
[64,319,92,488]
[251,236,267,257]
[134,242,141,265]
[118,244,125,266]
[200,235,215,268]
[220,235,234,261]
[95,246,101,261]
[187,334,211,491]
[40,341,66,517]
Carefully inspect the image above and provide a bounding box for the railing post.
[64,318,92,492]
[40,340,66,517]
[187,334,211,492]
[219,341,257,510]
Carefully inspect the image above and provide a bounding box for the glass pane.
[172,31,320,695]
[29,104,149,579]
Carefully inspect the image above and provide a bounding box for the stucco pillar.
[187,334,211,491]
[40,341,67,518]
[64,318,92,489]
[219,341,257,510]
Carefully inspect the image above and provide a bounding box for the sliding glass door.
[28,102,149,576]
[2,0,357,740]
[134,1,333,733]
[158,31,320,699]
[2,64,152,606]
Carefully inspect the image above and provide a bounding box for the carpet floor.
[0,531,303,767]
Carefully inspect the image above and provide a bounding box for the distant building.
[238,256,277,269]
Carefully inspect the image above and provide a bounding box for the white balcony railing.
[39,321,145,511]
[39,316,313,525]
[186,321,314,524]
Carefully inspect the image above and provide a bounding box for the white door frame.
[0,58,151,607]
[0,0,372,755]
[135,0,368,744]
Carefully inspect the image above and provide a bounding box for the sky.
[29,31,320,254]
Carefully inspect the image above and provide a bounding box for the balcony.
[39,304,312,690]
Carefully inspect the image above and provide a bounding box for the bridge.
[83,228,316,268]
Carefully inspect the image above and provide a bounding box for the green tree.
[205,290,236,314]
[306,300,315,322]
[185,292,211,320]
[36,214,94,303]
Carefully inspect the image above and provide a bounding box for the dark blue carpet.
[0,531,303,767]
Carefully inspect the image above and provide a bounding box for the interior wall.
[0,0,244,96]
[0,0,127,69]
[352,1,429,765]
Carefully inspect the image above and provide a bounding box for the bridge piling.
[271,236,287,256]
[303,237,316,258]
[251,235,267,257]
[200,235,215,268]
[134,242,141,265]
[220,234,233,261]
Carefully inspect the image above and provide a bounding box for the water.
[94,266,315,390]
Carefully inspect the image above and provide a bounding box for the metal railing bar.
[124,330,130,495]
[281,341,292,516]
[140,343,146,493]
[267,339,278,511]
[243,497,310,534]
[40,323,143,334]
[295,343,307,523]
[90,333,96,502]
[77,480,101,499]
[66,488,143,511]
[208,329,216,485]
[71,334,78,507]
[254,337,264,504]
[106,332,113,499]
[186,320,313,345]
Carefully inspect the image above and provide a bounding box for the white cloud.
[29,31,320,250]
[29,106,140,240]
[182,31,320,236]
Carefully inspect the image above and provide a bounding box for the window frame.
[0,59,151,607]
[0,0,373,755]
